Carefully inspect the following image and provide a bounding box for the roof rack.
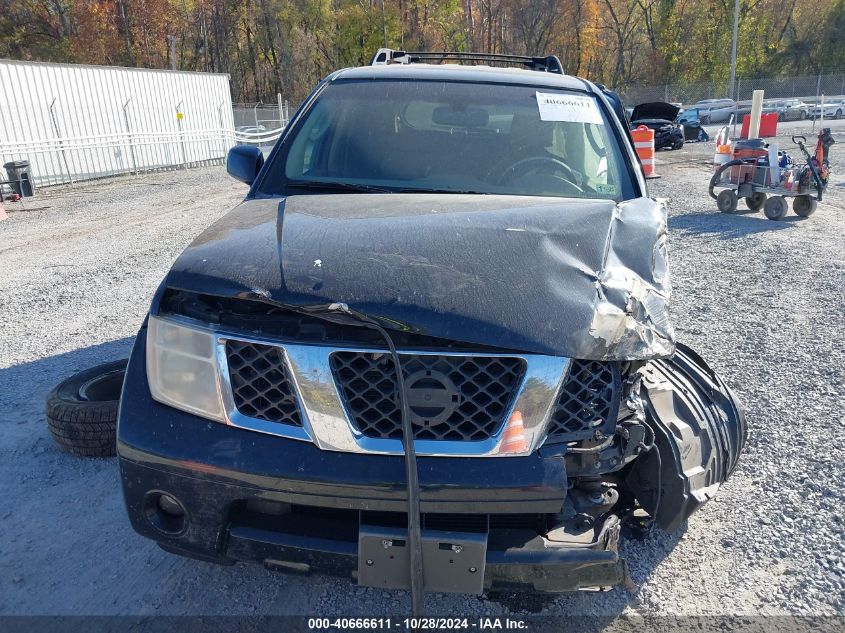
[370,49,564,75]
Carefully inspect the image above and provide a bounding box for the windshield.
[260,79,635,201]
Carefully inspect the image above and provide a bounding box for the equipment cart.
[709,129,834,220]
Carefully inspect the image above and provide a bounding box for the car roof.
[332,63,596,93]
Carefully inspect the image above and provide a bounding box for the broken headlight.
[146,315,225,422]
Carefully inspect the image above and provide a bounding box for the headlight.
[146,315,226,422]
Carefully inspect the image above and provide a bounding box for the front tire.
[717,189,738,213]
[45,359,127,457]
[763,196,789,221]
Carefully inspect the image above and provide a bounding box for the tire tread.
[45,360,127,458]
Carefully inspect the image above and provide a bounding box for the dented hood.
[165,194,674,360]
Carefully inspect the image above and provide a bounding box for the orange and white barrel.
[632,125,659,179]
[0,200,6,222]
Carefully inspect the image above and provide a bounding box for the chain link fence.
[620,71,845,106]
[232,98,291,153]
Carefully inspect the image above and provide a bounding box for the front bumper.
[118,326,626,593]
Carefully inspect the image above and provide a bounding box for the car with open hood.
[117,50,745,606]
[630,101,686,150]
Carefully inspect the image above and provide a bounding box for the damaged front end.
[122,192,746,593]
[556,346,746,546]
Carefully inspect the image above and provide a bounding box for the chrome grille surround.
[210,329,570,457]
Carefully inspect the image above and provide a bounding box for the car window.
[261,79,636,201]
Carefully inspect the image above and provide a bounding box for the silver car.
[693,98,736,124]
[763,99,809,121]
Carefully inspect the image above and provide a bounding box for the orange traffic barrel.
[499,410,527,454]
[632,125,660,179]
[0,200,6,222]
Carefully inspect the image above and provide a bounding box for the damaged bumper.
[120,458,625,593]
[119,331,625,593]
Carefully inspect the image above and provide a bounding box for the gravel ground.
[1,120,844,620]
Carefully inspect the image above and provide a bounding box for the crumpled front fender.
[625,343,747,532]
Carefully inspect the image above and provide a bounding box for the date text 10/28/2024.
[308,618,529,630]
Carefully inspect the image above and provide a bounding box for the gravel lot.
[1,120,844,620]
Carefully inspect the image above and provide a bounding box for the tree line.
[1,0,844,104]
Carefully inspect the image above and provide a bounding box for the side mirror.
[227,145,264,185]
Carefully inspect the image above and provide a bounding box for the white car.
[808,99,845,120]
[692,98,737,124]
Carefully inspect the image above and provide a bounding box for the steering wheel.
[499,156,584,195]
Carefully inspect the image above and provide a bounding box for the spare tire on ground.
[46,359,127,457]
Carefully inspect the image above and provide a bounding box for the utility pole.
[381,0,388,47]
[728,0,739,99]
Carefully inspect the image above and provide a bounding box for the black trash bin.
[4,160,34,197]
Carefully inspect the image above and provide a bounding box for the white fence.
[0,59,282,189]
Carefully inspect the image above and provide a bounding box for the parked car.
[693,98,737,124]
[808,99,845,120]
[235,125,267,134]
[762,99,809,121]
[117,49,745,600]
[630,101,685,149]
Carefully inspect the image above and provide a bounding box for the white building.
[0,60,236,187]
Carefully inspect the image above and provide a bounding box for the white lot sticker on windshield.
[536,92,603,124]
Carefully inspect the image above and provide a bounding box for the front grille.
[330,352,526,441]
[545,360,621,443]
[225,340,303,426]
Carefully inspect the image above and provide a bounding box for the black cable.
[324,303,425,617]
[637,422,662,533]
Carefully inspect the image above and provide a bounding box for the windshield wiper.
[286,180,391,193]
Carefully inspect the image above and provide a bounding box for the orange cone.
[499,410,528,454]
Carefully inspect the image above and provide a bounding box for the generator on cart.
[709,128,834,220]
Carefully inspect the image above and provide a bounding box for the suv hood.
[631,102,680,123]
[165,194,674,360]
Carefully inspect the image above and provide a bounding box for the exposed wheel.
[763,196,789,221]
[701,115,711,125]
[698,128,709,142]
[716,189,738,213]
[837,109,843,120]
[672,138,684,150]
[45,359,127,457]
[800,110,807,120]
[793,195,818,217]
[745,192,767,211]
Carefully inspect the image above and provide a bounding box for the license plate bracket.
[357,525,487,594]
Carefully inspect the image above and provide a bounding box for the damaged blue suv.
[117,50,745,604]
